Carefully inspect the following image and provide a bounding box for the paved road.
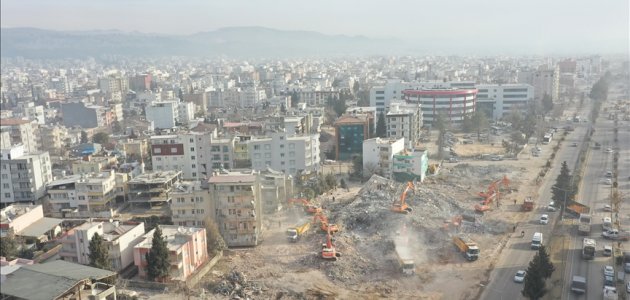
[561,85,630,299]
[481,107,591,300]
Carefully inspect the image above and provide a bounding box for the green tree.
[146,226,170,281]
[88,232,111,270]
[521,250,548,300]
[461,115,473,133]
[17,246,34,259]
[375,112,387,138]
[535,245,555,279]
[333,98,347,117]
[290,91,300,107]
[112,121,122,134]
[0,235,18,259]
[352,81,360,95]
[280,103,287,113]
[542,93,554,116]
[332,78,342,88]
[352,155,363,179]
[434,113,448,160]
[551,161,576,210]
[204,217,227,256]
[92,132,110,145]
[471,111,490,141]
[80,131,89,144]
[339,178,348,190]
[325,173,337,189]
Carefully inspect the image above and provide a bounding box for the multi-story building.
[71,156,117,175]
[518,66,560,102]
[129,74,152,92]
[46,170,119,214]
[247,131,320,176]
[0,145,52,206]
[476,84,534,120]
[122,139,149,162]
[362,137,405,179]
[299,90,341,106]
[239,87,267,108]
[0,118,39,154]
[59,221,145,271]
[391,148,429,183]
[403,88,478,126]
[39,125,68,155]
[17,102,45,125]
[386,102,423,148]
[60,102,108,129]
[134,225,208,281]
[259,169,293,213]
[208,171,263,247]
[206,137,235,171]
[370,80,475,113]
[150,133,208,180]
[171,181,212,228]
[127,171,182,207]
[145,101,179,129]
[183,92,207,113]
[334,114,372,161]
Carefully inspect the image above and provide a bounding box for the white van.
[531,232,543,250]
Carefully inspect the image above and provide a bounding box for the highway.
[481,105,591,300]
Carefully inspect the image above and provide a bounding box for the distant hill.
[0,27,410,58]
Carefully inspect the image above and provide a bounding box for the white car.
[604,204,613,212]
[540,214,549,225]
[605,148,613,153]
[603,178,612,185]
[547,202,557,212]
[514,270,526,283]
[604,265,615,277]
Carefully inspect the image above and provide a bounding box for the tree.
[17,246,34,259]
[521,253,547,300]
[376,112,387,138]
[352,81,360,95]
[88,232,111,270]
[280,103,287,113]
[333,98,347,117]
[471,111,490,141]
[0,235,18,259]
[204,217,226,256]
[434,113,448,160]
[80,131,89,144]
[325,173,337,189]
[112,121,122,134]
[332,78,342,88]
[92,132,110,145]
[551,161,576,210]
[290,91,300,107]
[352,155,363,179]
[535,245,555,279]
[146,226,170,281]
[542,93,554,115]
[339,178,348,190]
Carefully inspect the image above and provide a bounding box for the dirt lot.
[191,150,554,300]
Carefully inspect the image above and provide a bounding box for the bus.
[542,134,552,144]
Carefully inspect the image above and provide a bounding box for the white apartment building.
[362,137,405,179]
[247,130,320,176]
[46,170,119,214]
[146,101,178,129]
[239,87,267,108]
[150,134,204,180]
[39,125,68,155]
[517,66,560,102]
[370,80,475,113]
[386,102,423,148]
[178,101,195,124]
[0,118,39,154]
[476,84,535,120]
[1,145,52,205]
[17,102,45,125]
[59,221,145,272]
[170,181,212,228]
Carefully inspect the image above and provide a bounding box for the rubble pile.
[210,270,263,298]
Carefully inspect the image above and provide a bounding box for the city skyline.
[1,0,628,55]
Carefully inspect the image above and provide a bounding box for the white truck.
[578,213,591,236]
[582,238,596,260]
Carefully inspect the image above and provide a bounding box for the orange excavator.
[288,198,322,214]
[391,181,414,214]
[479,175,510,205]
[321,226,341,260]
[313,212,340,233]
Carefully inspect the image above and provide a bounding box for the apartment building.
[71,155,117,175]
[334,114,372,161]
[476,84,534,120]
[127,171,182,207]
[39,125,68,155]
[247,130,320,176]
[145,101,179,129]
[171,181,212,228]
[46,170,119,214]
[208,171,263,247]
[299,89,341,106]
[259,169,294,213]
[134,225,208,281]
[60,102,109,129]
[17,102,45,125]
[150,133,209,180]
[59,221,145,271]
[0,118,39,153]
[386,102,423,148]
[0,145,52,206]
[362,137,406,179]
[391,148,429,183]
[517,65,560,101]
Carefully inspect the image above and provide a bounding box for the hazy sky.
[1,0,628,54]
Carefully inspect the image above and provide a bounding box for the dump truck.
[578,214,592,236]
[582,238,596,260]
[394,237,415,275]
[566,202,590,218]
[521,197,534,212]
[453,236,480,261]
[286,222,310,242]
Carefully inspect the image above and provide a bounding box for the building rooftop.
[0,118,32,126]
[208,171,256,184]
[128,170,182,185]
[17,217,62,239]
[0,260,115,300]
[135,225,204,252]
[172,181,204,194]
[73,221,141,242]
[0,204,39,224]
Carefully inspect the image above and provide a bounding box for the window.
[289,151,295,157]
[280,153,285,158]
[191,156,195,160]
[156,157,162,161]
[190,138,194,143]
[192,172,197,177]
[223,146,229,152]
[171,147,177,153]
[223,155,229,161]
[1,174,6,179]
[254,145,260,150]
[375,91,385,94]
[288,144,295,149]
[265,153,271,158]
[192,209,195,214]
[2,183,8,188]
[154,148,162,154]
[4,193,10,198]
[254,153,261,159]
[192,164,196,168]
[190,147,195,152]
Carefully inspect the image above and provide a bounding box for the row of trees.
[522,246,555,299]
[80,131,111,145]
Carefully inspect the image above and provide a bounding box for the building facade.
[127,171,182,207]
[386,102,423,148]
[145,101,178,129]
[362,137,406,179]
[334,114,372,161]
[391,148,429,183]
[476,84,534,120]
[247,131,320,176]
[0,145,52,205]
[0,118,39,154]
[403,88,477,126]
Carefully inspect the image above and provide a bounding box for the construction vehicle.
[286,222,311,242]
[478,175,510,206]
[288,198,322,214]
[582,238,596,260]
[577,213,592,235]
[566,202,590,218]
[474,204,491,212]
[394,237,415,275]
[321,226,341,260]
[313,212,339,233]
[521,197,534,211]
[391,181,414,214]
[452,236,480,261]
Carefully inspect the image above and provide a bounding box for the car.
[571,142,578,147]
[604,275,615,287]
[604,245,613,256]
[547,202,557,212]
[606,171,613,178]
[604,265,615,277]
[624,263,630,273]
[603,178,612,185]
[514,270,526,283]
[540,214,549,225]
[627,281,630,293]
[605,148,613,153]
[448,157,459,163]
[604,204,613,212]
